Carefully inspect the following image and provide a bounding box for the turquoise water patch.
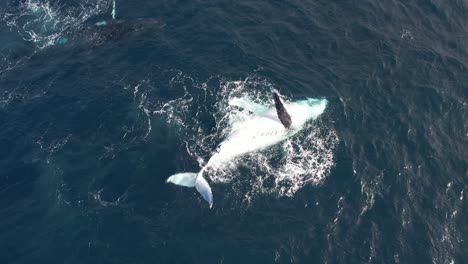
[94,20,108,27]
[56,37,68,45]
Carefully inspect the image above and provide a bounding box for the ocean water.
[0,0,466,263]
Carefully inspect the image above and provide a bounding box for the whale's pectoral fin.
[229,97,269,115]
[271,89,292,129]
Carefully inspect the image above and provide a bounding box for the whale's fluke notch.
[271,89,292,129]
[166,171,213,208]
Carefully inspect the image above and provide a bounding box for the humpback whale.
[58,18,163,47]
[166,89,328,207]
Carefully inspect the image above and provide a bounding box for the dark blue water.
[1,0,467,263]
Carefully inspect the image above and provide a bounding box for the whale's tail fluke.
[166,170,213,208]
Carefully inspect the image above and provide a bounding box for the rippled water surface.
[0,0,466,263]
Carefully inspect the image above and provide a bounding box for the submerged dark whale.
[0,17,164,74]
[58,18,164,47]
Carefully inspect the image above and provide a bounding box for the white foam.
[111,0,116,20]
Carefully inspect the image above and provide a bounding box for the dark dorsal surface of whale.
[62,18,163,47]
[271,89,292,129]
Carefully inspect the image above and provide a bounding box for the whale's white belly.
[232,117,288,150]
[206,98,328,170]
[207,116,290,169]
